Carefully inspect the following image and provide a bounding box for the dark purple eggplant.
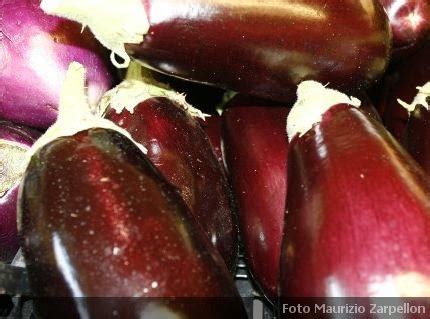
[0,121,40,262]
[41,0,391,103]
[223,95,289,301]
[280,81,430,311]
[19,62,246,319]
[377,41,430,141]
[21,128,246,318]
[103,64,237,271]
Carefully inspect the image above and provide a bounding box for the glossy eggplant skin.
[378,0,430,52]
[223,100,289,301]
[126,0,391,102]
[280,104,430,305]
[405,105,430,174]
[199,114,224,172]
[378,41,430,141]
[106,98,237,271]
[20,128,246,319]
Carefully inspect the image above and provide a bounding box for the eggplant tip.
[286,80,361,141]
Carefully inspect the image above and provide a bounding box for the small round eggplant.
[280,82,430,311]
[41,0,391,102]
[0,0,114,128]
[0,121,39,263]
[223,95,289,301]
[20,128,246,318]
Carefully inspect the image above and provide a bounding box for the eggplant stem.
[110,52,130,69]
[40,0,149,69]
[286,80,361,141]
[99,62,209,119]
[27,62,148,165]
[397,82,430,113]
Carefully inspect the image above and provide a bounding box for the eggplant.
[280,81,430,309]
[19,62,246,318]
[0,0,114,128]
[378,0,430,54]
[21,128,246,318]
[377,41,430,141]
[223,95,289,301]
[103,64,238,271]
[0,121,40,263]
[41,0,391,103]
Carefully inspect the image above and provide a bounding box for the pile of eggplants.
[19,63,247,318]
[3,0,430,317]
[41,0,391,102]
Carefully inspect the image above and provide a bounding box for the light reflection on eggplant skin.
[52,233,86,300]
[379,0,430,47]
[26,33,64,100]
[51,233,90,318]
[314,125,328,160]
[150,0,328,23]
[325,272,430,297]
